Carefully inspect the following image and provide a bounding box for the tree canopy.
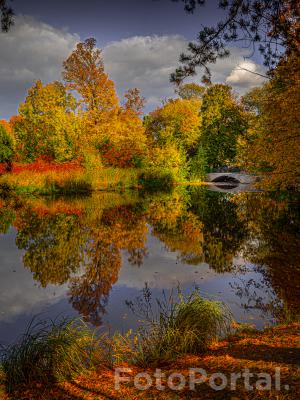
[0,0,13,32]
[201,84,247,169]
[239,52,300,189]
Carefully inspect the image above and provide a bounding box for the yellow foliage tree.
[63,39,147,167]
[146,98,202,153]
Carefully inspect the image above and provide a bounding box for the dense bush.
[0,124,14,169]
[189,145,208,181]
[138,169,175,191]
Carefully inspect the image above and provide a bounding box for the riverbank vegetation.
[0,307,299,399]
[0,290,232,391]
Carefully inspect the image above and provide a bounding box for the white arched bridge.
[207,172,257,185]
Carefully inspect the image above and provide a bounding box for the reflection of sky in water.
[0,226,278,344]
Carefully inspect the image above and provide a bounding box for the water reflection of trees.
[148,190,204,265]
[68,205,148,325]
[69,242,121,326]
[233,193,300,318]
[0,188,299,325]
[189,188,248,272]
[15,209,85,286]
[9,196,148,325]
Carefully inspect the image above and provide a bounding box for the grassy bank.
[0,290,299,399]
[1,322,299,399]
[0,164,179,195]
[0,167,141,195]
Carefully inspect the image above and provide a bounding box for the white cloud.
[226,60,267,89]
[0,17,267,118]
[0,15,79,119]
[103,35,187,109]
[118,233,212,290]
[103,36,267,110]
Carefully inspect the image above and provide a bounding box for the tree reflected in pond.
[189,187,248,272]
[15,209,85,286]
[148,190,204,265]
[69,204,148,325]
[233,193,300,319]
[0,188,299,327]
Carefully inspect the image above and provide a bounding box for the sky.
[0,0,267,118]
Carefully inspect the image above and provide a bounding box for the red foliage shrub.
[100,143,140,168]
[0,164,7,174]
[9,157,82,175]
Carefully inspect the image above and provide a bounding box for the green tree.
[0,123,14,170]
[189,145,208,180]
[200,84,247,169]
[15,80,79,162]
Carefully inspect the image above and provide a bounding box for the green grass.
[0,318,103,393]
[125,287,233,366]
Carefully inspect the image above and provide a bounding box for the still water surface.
[0,186,299,344]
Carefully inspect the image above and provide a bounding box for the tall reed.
[0,318,102,392]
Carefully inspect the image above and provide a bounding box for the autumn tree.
[63,38,148,167]
[176,83,205,100]
[63,38,119,114]
[146,98,202,152]
[124,88,145,115]
[200,84,247,169]
[145,98,202,177]
[239,52,300,189]
[14,80,79,162]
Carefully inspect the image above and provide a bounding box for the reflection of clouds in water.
[119,232,214,289]
[0,229,68,323]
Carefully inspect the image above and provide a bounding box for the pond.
[0,186,299,344]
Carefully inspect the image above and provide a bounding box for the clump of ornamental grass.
[0,318,103,393]
[125,286,233,366]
